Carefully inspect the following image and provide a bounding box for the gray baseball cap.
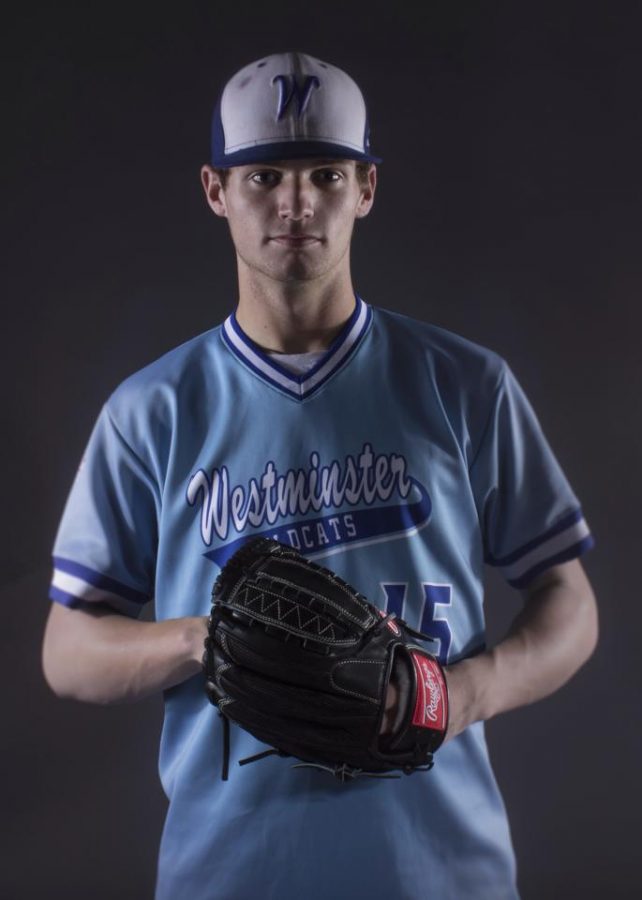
[211,51,381,167]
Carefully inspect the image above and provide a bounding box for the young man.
[42,52,598,899]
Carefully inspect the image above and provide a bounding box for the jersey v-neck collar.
[221,296,373,401]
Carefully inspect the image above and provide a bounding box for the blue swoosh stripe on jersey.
[221,297,372,400]
[489,514,593,583]
[507,535,595,587]
[52,556,149,605]
[204,477,431,567]
[486,507,586,566]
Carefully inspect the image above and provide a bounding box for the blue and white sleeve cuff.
[487,509,594,588]
[49,557,150,617]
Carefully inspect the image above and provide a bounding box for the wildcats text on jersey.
[186,442,433,566]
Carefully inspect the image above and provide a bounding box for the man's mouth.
[270,235,321,247]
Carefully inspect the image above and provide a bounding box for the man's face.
[202,159,376,285]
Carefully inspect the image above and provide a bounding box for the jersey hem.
[506,534,595,587]
[51,556,150,616]
[486,508,586,567]
[486,509,593,584]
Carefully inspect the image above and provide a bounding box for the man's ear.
[201,165,227,217]
[355,164,377,219]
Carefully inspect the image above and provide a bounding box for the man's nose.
[277,177,314,221]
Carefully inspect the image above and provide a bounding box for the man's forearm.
[42,603,208,705]
[444,558,598,740]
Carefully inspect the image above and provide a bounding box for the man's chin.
[272,264,326,284]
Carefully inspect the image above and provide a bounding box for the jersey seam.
[105,405,163,507]
[467,363,508,475]
[103,405,160,603]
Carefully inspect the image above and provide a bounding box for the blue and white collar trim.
[221,297,372,401]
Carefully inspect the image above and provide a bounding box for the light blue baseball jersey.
[50,298,593,899]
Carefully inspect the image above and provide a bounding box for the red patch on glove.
[410,651,448,732]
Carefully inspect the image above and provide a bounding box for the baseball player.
[42,52,598,899]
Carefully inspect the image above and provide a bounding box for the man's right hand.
[42,601,208,704]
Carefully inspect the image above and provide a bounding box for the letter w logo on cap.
[272,74,321,120]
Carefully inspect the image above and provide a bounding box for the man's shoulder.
[106,323,225,417]
[372,305,507,387]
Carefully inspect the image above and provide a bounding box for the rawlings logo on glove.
[202,537,449,781]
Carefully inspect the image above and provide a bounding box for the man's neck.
[234,274,357,354]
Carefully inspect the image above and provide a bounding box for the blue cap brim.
[212,140,382,168]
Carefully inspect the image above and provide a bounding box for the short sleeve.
[469,363,594,587]
[49,404,160,617]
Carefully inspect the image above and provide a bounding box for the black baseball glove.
[203,537,448,781]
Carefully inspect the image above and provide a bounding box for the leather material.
[203,537,448,779]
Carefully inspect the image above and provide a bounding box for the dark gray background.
[3,1,640,897]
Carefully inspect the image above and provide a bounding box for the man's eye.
[315,169,342,183]
[250,171,279,186]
